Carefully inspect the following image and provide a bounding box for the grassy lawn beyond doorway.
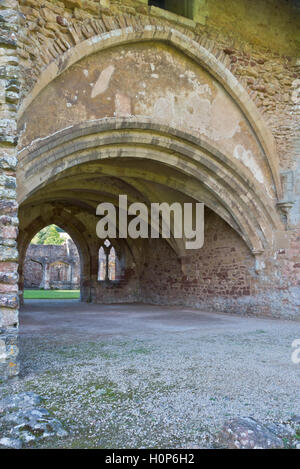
[24,289,80,300]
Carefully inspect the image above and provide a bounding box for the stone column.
[90,243,100,302]
[40,261,50,290]
[0,0,20,380]
[68,263,72,284]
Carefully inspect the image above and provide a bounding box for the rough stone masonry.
[23,240,80,291]
[0,0,20,380]
[0,0,299,380]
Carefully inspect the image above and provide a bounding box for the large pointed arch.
[18,118,283,254]
[18,214,91,303]
[18,25,282,199]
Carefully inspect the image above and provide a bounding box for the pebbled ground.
[1,300,299,449]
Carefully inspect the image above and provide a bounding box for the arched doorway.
[17,26,283,314]
[20,225,83,304]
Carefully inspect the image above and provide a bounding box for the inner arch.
[18,26,282,199]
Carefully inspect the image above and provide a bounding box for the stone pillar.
[0,0,20,380]
[90,243,100,302]
[68,263,72,284]
[18,261,24,305]
[105,249,109,282]
[40,261,50,290]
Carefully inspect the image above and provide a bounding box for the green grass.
[24,289,80,300]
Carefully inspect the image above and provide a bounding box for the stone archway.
[18,219,90,304]
[16,28,286,312]
[1,4,298,384]
[18,118,282,253]
[18,25,282,199]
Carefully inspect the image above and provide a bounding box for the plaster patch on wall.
[115,93,131,117]
[152,92,212,133]
[91,65,115,98]
[234,144,265,184]
[182,93,211,132]
[194,83,212,96]
[153,96,174,122]
[209,92,241,141]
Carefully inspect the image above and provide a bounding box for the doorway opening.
[149,0,194,19]
[23,225,81,301]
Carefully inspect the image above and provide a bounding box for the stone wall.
[23,258,42,288]
[0,0,20,380]
[24,239,80,290]
[93,267,140,303]
[16,0,299,171]
[0,0,299,383]
[16,0,300,310]
[140,211,254,311]
[140,211,300,318]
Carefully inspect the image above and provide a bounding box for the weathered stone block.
[217,417,284,449]
[0,307,18,327]
[0,155,17,169]
[0,261,18,273]
[0,174,16,189]
[0,215,18,226]
[0,225,18,239]
[0,271,18,284]
[62,0,82,9]
[0,293,18,309]
[0,199,18,216]
[0,245,18,261]
[0,188,17,199]
[0,65,18,79]
[0,282,17,293]
[0,32,17,47]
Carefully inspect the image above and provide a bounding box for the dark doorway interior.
[149,0,193,19]
[149,0,166,8]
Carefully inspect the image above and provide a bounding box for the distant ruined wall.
[24,240,80,290]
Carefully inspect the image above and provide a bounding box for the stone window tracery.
[98,240,120,282]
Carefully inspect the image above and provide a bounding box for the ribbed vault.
[18,25,282,200]
[18,119,282,256]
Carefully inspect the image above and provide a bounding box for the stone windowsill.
[98,280,121,288]
[149,6,196,29]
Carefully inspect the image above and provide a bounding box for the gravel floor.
[1,300,299,448]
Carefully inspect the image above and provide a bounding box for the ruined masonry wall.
[0,0,299,381]
[141,214,300,318]
[0,0,19,380]
[17,1,299,171]
[17,0,300,231]
[24,241,80,289]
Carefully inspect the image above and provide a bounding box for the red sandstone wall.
[24,241,80,289]
[23,260,43,288]
[93,267,140,303]
[140,212,255,313]
[15,0,300,318]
